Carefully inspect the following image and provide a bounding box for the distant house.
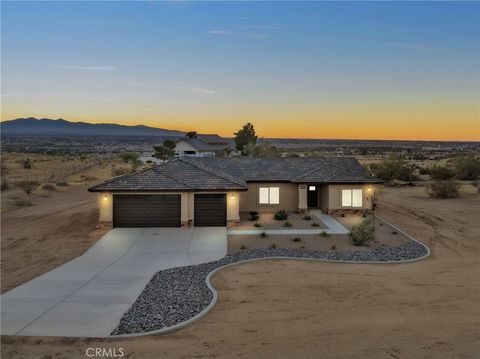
[175,134,235,157]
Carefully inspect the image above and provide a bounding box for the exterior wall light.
[230,194,235,200]
[366,187,372,194]
[103,193,108,201]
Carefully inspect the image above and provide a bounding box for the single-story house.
[174,134,235,157]
[88,157,382,228]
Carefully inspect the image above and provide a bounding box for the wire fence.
[3,159,102,185]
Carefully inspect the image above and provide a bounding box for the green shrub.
[391,230,398,235]
[369,155,417,182]
[303,214,311,220]
[260,232,267,238]
[240,245,247,250]
[311,222,320,227]
[292,237,301,242]
[254,222,262,227]
[17,180,39,194]
[454,154,480,180]
[56,180,69,186]
[41,183,56,191]
[331,245,337,250]
[349,219,375,246]
[283,221,292,227]
[319,230,329,237]
[471,181,480,193]
[270,243,277,249]
[274,210,288,220]
[428,165,456,180]
[249,211,259,221]
[427,180,460,199]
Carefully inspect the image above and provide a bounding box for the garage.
[194,194,227,227]
[113,194,181,228]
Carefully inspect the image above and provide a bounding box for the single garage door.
[113,194,181,228]
[194,194,226,227]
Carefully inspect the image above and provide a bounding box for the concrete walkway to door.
[1,227,226,338]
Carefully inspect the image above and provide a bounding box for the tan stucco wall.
[327,184,373,212]
[96,191,240,225]
[298,185,307,211]
[319,184,330,212]
[239,182,298,212]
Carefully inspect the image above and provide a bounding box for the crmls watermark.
[85,347,125,358]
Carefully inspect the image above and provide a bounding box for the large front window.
[341,189,363,207]
[259,187,280,204]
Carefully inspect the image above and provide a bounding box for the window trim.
[258,186,280,205]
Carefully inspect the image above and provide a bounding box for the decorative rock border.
[112,223,430,337]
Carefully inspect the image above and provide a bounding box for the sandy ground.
[1,185,479,358]
[237,211,328,229]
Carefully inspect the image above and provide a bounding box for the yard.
[237,211,327,229]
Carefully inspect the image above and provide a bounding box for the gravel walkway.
[111,240,428,336]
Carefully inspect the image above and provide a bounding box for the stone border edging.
[112,218,430,338]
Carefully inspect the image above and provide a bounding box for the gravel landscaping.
[111,239,429,336]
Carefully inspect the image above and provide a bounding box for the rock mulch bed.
[111,240,428,336]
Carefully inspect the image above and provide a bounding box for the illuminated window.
[342,189,363,207]
[309,186,316,191]
[259,187,280,204]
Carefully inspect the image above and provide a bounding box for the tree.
[153,146,175,161]
[234,123,258,155]
[454,154,480,180]
[163,139,176,150]
[185,131,198,139]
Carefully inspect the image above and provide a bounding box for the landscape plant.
[283,221,292,227]
[349,219,375,246]
[311,222,320,227]
[234,123,258,155]
[427,180,460,199]
[254,222,262,227]
[249,211,259,221]
[260,232,267,238]
[454,154,480,180]
[319,230,329,237]
[303,214,311,220]
[274,210,288,220]
[292,237,301,242]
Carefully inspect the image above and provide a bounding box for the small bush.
[1,179,8,191]
[454,154,480,180]
[240,245,247,250]
[331,245,337,250]
[41,183,56,191]
[311,222,320,227]
[427,180,460,199]
[292,237,301,242]
[270,243,277,249]
[260,232,267,238]
[341,213,345,217]
[20,158,32,169]
[349,219,375,246]
[254,222,262,227]
[14,199,33,208]
[283,221,292,227]
[113,167,129,176]
[379,222,383,226]
[303,214,311,220]
[56,180,69,186]
[471,181,480,193]
[17,181,39,194]
[428,165,456,180]
[391,230,398,235]
[362,213,366,218]
[319,230,329,237]
[274,210,288,220]
[249,211,259,221]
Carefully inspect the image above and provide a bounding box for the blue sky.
[1,1,479,140]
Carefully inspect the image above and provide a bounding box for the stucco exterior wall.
[98,192,113,223]
[319,184,330,213]
[327,184,372,212]
[239,182,298,213]
[298,184,307,213]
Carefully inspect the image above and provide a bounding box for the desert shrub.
[270,243,277,249]
[428,165,456,180]
[311,222,320,227]
[260,232,267,238]
[113,167,129,176]
[319,230,329,237]
[303,214,311,220]
[418,167,430,175]
[454,154,480,180]
[369,155,417,182]
[274,210,288,220]
[331,245,337,250]
[292,237,301,242]
[283,221,292,227]
[1,179,8,191]
[20,158,32,169]
[56,180,69,186]
[17,180,39,194]
[240,245,247,250]
[471,181,480,193]
[254,222,262,227]
[427,180,460,199]
[391,230,398,235]
[249,211,259,221]
[14,199,33,208]
[349,219,375,246]
[41,183,56,191]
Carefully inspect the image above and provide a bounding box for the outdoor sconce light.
[103,193,108,201]
[367,187,372,194]
[230,194,235,200]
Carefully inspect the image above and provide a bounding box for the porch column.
[298,184,307,213]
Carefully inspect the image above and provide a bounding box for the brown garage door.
[194,194,226,227]
[113,194,181,228]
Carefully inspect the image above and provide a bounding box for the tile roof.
[177,138,230,152]
[89,156,381,192]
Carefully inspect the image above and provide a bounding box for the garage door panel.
[194,194,226,227]
[113,195,181,228]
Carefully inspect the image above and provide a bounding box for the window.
[342,189,363,207]
[259,187,280,204]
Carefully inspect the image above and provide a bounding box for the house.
[88,157,382,228]
[174,134,235,157]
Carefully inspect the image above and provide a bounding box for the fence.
[4,158,102,185]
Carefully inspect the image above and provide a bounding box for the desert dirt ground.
[1,185,479,358]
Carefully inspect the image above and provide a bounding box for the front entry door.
[307,185,318,208]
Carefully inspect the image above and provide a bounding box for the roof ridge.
[179,157,246,187]
[292,158,330,181]
[153,162,193,189]
[87,164,157,191]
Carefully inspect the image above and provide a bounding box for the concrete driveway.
[1,227,226,337]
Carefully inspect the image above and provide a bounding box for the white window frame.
[342,189,363,208]
[259,187,280,205]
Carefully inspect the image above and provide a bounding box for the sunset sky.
[1,1,479,141]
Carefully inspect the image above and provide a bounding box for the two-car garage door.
[112,194,226,228]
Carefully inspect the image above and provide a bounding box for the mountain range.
[0,118,185,137]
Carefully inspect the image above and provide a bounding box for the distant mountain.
[0,117,185,137]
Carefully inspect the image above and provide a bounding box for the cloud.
[208,30,233,35]
[52,65,118,71]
